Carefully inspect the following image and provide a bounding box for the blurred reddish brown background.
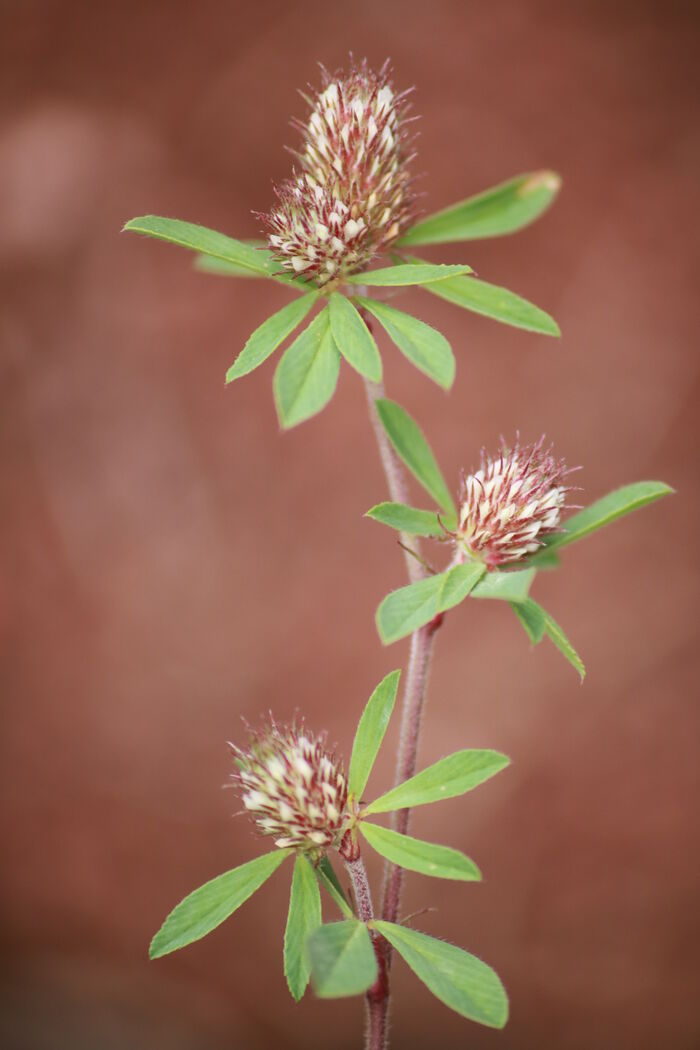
[1,1,698,1047]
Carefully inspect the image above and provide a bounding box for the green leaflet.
[314,856,354,919]
[373,921,509,1028]
[375,399,456,516]
[284,855,322,1001]
[420,271,560,336]
[510,599,585,679]
[123,216,275,276]
[360,822,481,882]
[376,562,486,645]
[543,481,674,552]
[347,263,472,286]
[509,598,547,643]
[328,293,382,381]
[348,670,401,799]
[273,307,341,427]
[226,293,318,382]
[307,920,378,998]
[149,849,291,958]
[356,297,455,390]
[363,749,509,815]
[366,502,445,537]
[396,170,561,245]
[471,568,535,603]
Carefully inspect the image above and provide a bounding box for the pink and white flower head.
[263,59,415,286]
[456,437,574,569]
[231,720,349,855]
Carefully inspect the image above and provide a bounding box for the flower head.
[231,719,349,855]
[263,59,415,286]
[456,437,572,569]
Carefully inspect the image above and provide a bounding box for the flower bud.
[231,720,349,855]
[263,59,414,286]
[457,437,573,568]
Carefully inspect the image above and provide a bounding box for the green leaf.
[284,855,322,1001]
[149,850,291,958]
[375,399,456,516]
[226,293,318,382]
[509,598,546,644]
[421,273,560,337]
[307,921,378,998]
[348,669,401,799]
[366,502,445,537]
[545,481,674,551]
[273,308,341,427]
[357,298,455,390]
[360,823,481,882]
[347,263,472,286]
[373,922,508,1028]
[471,568,535,603]
[396,170,561,245]
[537,602,585,680]
[315,856,354,919]
[328,293,382,382]
[376,563,486,645]
[363,749,509,815]
[123,216,275,277]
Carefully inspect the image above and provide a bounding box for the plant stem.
[344,856,389,1050]
[362,372,442,1048]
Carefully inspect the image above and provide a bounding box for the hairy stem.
[344,856,389,1050]
[362,370,442,1048]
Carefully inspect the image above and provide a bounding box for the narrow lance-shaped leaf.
[376,562,486,645]
[375,399,456,516]
[509,598,547,644]
[541,481,674,552]
[123,216,275,276]
[471,568,535,603]
[396,170,561,246]
[363,749,509,815]
[284,855,322,1001]
[348,670,401,799]
[315,856,354,919]
[149,849,291,959]
[328,293,382,382]
[357,297,455,390]
[373,921,509,1029]
[346,263,472,286]
[538,602,585,680]
[366,502,444,537]
[273,307,341,428]
[360,822,481,882]
[226,293,318,382]
[307,920,378,998]
[418,270,560,337]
